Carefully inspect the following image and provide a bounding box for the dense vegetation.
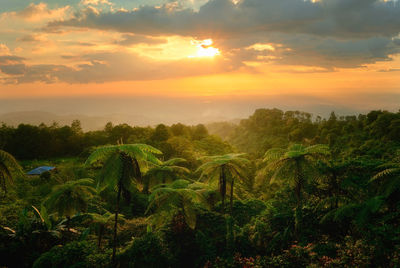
[1,108,399,267]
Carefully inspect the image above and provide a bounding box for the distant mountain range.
[0,96,375,131]
[0,111,156,130]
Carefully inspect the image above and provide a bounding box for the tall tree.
[263,144,329,235]
[197,153,250,214]
[85,144,161,265]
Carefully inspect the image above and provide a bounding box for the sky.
[0,0,399,123]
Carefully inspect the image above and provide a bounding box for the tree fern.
[146,179,209,229]
[42,178,96,220]
[370,151,400,199]
[143,158,190,193]
[197,153,250,214]
[262,144,329,237]
[85,143,161,264]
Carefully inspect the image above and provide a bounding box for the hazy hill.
[0,111,235,131]
[0,111,153,130]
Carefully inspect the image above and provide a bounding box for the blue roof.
[27,166,56,175]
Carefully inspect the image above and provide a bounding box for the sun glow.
[189,39,220,58]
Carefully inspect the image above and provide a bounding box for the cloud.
[10,2,72,22]
[0,55,26,75]
[80,0,113,6]
[262,34,399,68]
[0,44,11,55]
[48,0,400,38]
[2,0,400,84]
[0,50,242,84]
[42,0,400,70]
[378,68,400,72]
[116,34,167,46]
[17,34,44,43]
[0,55,25,64]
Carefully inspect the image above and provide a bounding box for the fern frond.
[263,148,286,163]
[371,168,400,182]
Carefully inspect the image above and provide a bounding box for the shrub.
[32,241,110,268]
[117,232,170,268]
[231,200,267,227]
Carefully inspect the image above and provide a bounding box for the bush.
[231,200,267,227]
[32,241,110,268]
[118,232,170,268]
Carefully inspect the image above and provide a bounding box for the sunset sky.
[0,0,399,122]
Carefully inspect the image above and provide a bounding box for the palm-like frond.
[82,211,125,227]
[198,153,246,162]
[321,196,384,225]
[262,144,330,208]
[263,148,286,163]
[0,150,23,193]
[147,180,209,229]
[197,153,250,213]
[0,150,22,173]
[370,158,400,197]
[163,158,187,166]
[371,168,400,182]
[43,178,96,218]
[86,144,161,263]
[97,152,123,191]
[85,145,121,165]
[197,154,250,205]
[85,144,162,166]
[304,144,330,155]
[197,153,249,180]
[86,144,163,194]
[144,158,190,191]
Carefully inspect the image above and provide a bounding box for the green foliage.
[1,109,400,268]
[147,179,209,229]
[32,241,111,268]
[0,149,23,194]
[86,144,161,166]
[370,150,400,199]
[118,232,170,268]
[231,199,267,227]
[0,205,62,268]
[42,178,96,219]
[263,144,329,203]
[143,157,189,192]
[197,153,250,213]
[86,143,162,264]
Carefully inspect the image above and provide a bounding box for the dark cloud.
[264,34,399,68]
[0,55,26,76]
[0,55,25,64]
[48,0,400,38]
[2,0,400,84]
[0,64,26,75]
[17,34,42,42]
[42,0,400,70]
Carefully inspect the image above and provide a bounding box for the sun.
[189,39,220,58]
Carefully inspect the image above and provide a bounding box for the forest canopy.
[0,108,399,267]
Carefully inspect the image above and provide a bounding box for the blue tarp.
[27,166,56,175]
